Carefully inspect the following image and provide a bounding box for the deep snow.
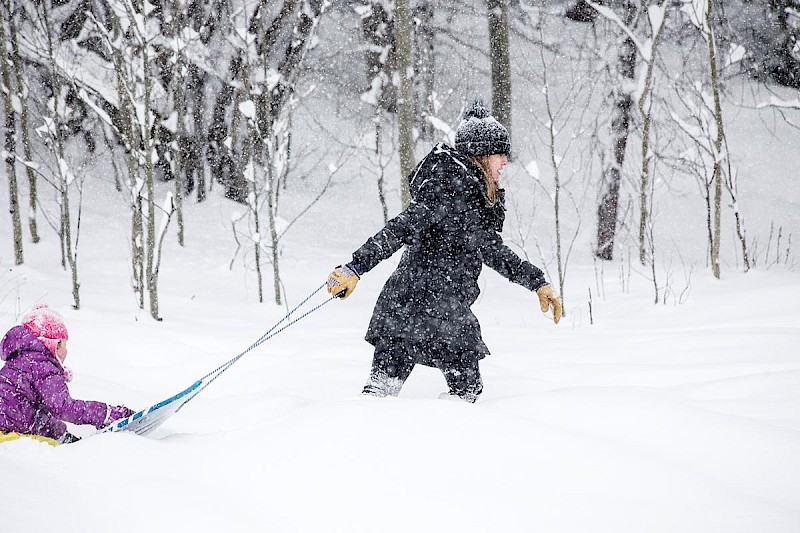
[1,162,799,532]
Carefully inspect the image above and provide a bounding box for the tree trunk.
[413,1,435,140]
[0,7,23,265]
[143,43,160,319]
[190,65,207,202]
[250,143,264,305]
[121,62,145,309]
[175,71,185,246]
[394,0,414,208]
[62,177,80,310]
[706,0,724,279]
[638,6,668,265]
[542,59,566,316]
[171,7,186,246]
[595,3,636,261]
[375,114,389,223]
[7,1,38,244]
[361,0,397,113]
[267,158,281,306]
[488,0,512,140]
[133,193,144,309]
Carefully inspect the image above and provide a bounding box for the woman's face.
[487,154,509,183]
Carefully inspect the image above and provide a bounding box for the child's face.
[56,340,68,364]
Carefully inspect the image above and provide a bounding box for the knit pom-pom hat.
[454,99,511,157]
[21,304,69,359]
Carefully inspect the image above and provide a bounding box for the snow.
[238,100,257,121]
[647,4,666,38]
[525,160,541,179]
[588,1,649,61]
[1,163,799,532]
[426,115,456,145]
[681,0,710,35]
[726,44,747,67]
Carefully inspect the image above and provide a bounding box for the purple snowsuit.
[0,325,123,439]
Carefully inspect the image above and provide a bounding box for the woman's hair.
[472,156,498,207]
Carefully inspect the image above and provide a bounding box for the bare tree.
[579,0,669,265]
[6,0,39,244]
[586,0,638,261]
[31,0,84,307]
[540,52,567,314]
[167,0,188,247]
[0,5,23,265]
[704,0,725,279]
[217,0,327,304]
[87,0,172,318]
[488,0,512,139]
[631,2,669,266]
[413,1,436,141]
[673,0,727,278]
[359,0,397,114]
[394,0,414,208]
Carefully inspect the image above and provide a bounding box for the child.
[0,304,134,444]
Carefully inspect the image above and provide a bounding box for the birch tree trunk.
[7,1,38,244]
[266,149,281,306]
[706,0,724,279]
[190,64,207,202]
[170,3,185,246]
[394,0,414,208]
[638,5,668,265]
[143,42,160,319]
[488,0,512,140]
[174,68,185,246]
[0,9,23,265]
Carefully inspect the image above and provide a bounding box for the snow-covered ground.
[1,158,799,532]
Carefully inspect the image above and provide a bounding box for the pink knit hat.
[21,303,69,357]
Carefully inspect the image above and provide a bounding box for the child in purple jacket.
[0,304,134,444]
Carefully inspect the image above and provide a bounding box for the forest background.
[1,0,799,316]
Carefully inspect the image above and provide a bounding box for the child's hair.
[471,155,498,207]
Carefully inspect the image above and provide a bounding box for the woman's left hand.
[536,285,562,325]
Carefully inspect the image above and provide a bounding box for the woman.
[327,101,561,402]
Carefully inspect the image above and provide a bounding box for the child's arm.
[34,368,116,429]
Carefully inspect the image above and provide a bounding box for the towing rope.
[180,283,336,407]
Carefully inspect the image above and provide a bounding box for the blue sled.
[98,380,203,437]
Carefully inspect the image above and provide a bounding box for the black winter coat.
[348,143,547,364]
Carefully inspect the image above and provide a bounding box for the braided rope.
[183,283,335,405]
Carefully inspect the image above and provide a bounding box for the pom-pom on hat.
[454,99,511,157]
[21,303,68,357]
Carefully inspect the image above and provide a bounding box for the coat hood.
[2,325,54,362]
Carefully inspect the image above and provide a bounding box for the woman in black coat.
[327,101,561,402]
